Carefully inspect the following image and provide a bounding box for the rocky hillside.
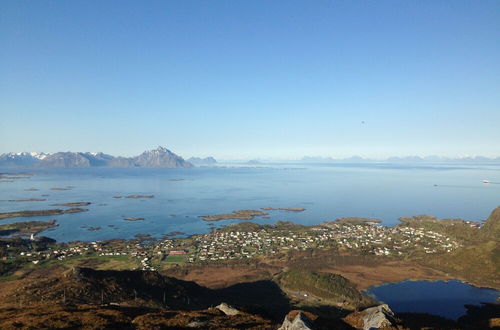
[275,269,375,308]
[0,304,278,330]
[10,267,211,309]
[482,206,500,237]
[1,266,498,329]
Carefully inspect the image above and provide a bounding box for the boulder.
[360,304,395,330]
[279,311,315,330]
[186,320,208,328]
[216,302,240,316]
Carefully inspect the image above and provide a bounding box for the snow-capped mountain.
[0,147,193,168]
[132,146,193,168]
[0,152,48,167]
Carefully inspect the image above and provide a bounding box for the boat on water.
[482,179,490,184]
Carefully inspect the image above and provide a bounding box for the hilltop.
[482,206,500,237]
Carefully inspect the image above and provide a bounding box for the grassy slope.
[275,269,374,307]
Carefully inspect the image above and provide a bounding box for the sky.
[1,0,499,160]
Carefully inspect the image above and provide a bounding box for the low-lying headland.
[0,208,88,220]
[201,209,268,221]
[1,198,47,202]
[123,217,145,221]
[114,194,155,199]
[81,226,102,231]
[0,220,57,237]
[0,172,35,182]
[201,207,307,221]
[261,207,306,212]
[51,202,91,207]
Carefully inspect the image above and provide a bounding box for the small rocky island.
[114,195,154,199]
[51,202,91,207]
[261,207,306,212]
[123,217,145,221]
[202,207,308,221]
[202,210,268,221]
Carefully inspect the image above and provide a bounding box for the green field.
[165,254,186,263]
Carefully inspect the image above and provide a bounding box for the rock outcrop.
[361,304,395,330]
[216,302,240,316]
[343,304,396,330]
[279,311,315,330]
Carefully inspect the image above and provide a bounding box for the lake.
[0,162,499,242]
[366,280,499,320]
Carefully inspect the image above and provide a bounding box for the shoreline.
[363,278,500,293]
[1,208,499,293]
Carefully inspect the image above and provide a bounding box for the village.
[6,220,464,271]
[190,222,462,262]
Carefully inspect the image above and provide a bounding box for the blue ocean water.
[366,280,499,320]
[0,163,499,242]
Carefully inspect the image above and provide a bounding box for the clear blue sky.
[1,1,499,159]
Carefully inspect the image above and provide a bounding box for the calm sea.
[1,163,499,242]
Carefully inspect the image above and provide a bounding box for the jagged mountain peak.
[134,146,192,168]
[155,146,169,152]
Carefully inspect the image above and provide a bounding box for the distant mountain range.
[3,148,498,168]
[187,156,217,165]
[300,155,500,163]
[0,147,196,168]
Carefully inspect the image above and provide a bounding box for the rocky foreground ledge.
[0,266,497,329]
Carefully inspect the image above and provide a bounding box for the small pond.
[365,280,499,320]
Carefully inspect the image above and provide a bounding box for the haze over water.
[1,163,499,242]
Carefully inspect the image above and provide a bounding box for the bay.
[0,163,499,242]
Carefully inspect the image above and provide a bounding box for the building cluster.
[190,223,461,262]
[189,223,460,262]
[8,222,462,268]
